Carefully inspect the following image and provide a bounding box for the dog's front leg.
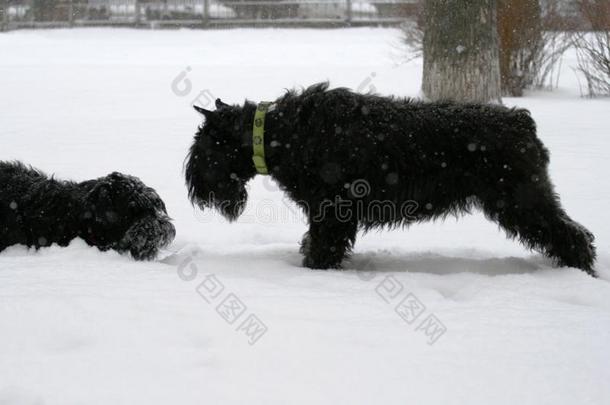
[301,204,358,269]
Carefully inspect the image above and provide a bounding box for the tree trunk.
[498,0,542,96]
[422,0,502,103]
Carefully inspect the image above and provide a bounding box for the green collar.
[252,102,274,175]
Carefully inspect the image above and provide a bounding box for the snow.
[1,28,609,404]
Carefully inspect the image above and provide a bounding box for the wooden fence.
[0,0,419,30]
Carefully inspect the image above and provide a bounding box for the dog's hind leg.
[301,210,358,270]
[480,173,596,276]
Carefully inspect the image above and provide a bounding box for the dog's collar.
[252,101,275,175]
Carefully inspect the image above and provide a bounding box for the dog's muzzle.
[116,212,176,260]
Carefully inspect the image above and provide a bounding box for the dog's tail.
[511,108,550,165]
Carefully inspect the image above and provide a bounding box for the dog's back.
[0,161,80,250]
[272,84,550,210]
[1,160,50,193]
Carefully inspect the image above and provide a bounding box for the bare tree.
[421,0,502,103]
[532,31,571,90]
[408,0,571,96]
[573,0,610,97]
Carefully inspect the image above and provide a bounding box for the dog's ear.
[82,180,117,243]
[86,181,113,210]
[193,105,213,118]
[215,98,229,109]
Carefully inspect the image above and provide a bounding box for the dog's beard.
[202,184,248,222]
[116,214,176,260]
[185,145,250,222]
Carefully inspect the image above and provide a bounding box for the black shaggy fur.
[0,161,175,260]
[186,82,596,276]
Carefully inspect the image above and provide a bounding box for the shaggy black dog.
[0,161,175,260]
[186,83,596,276]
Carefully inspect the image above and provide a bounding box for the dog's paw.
[302,255,342,270]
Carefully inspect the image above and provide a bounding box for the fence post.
[346,0,352,24]
[68,0,74,27]
[135,0,141,26]
[203,0,209,27]
[0,0,8,32]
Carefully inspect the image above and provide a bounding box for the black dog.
[186,83,596,276]
[0,161,175,260]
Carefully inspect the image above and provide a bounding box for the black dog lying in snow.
[186,82,596,276]
[0,161,175,260]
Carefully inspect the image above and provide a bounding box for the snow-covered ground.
[1,28,609,405]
